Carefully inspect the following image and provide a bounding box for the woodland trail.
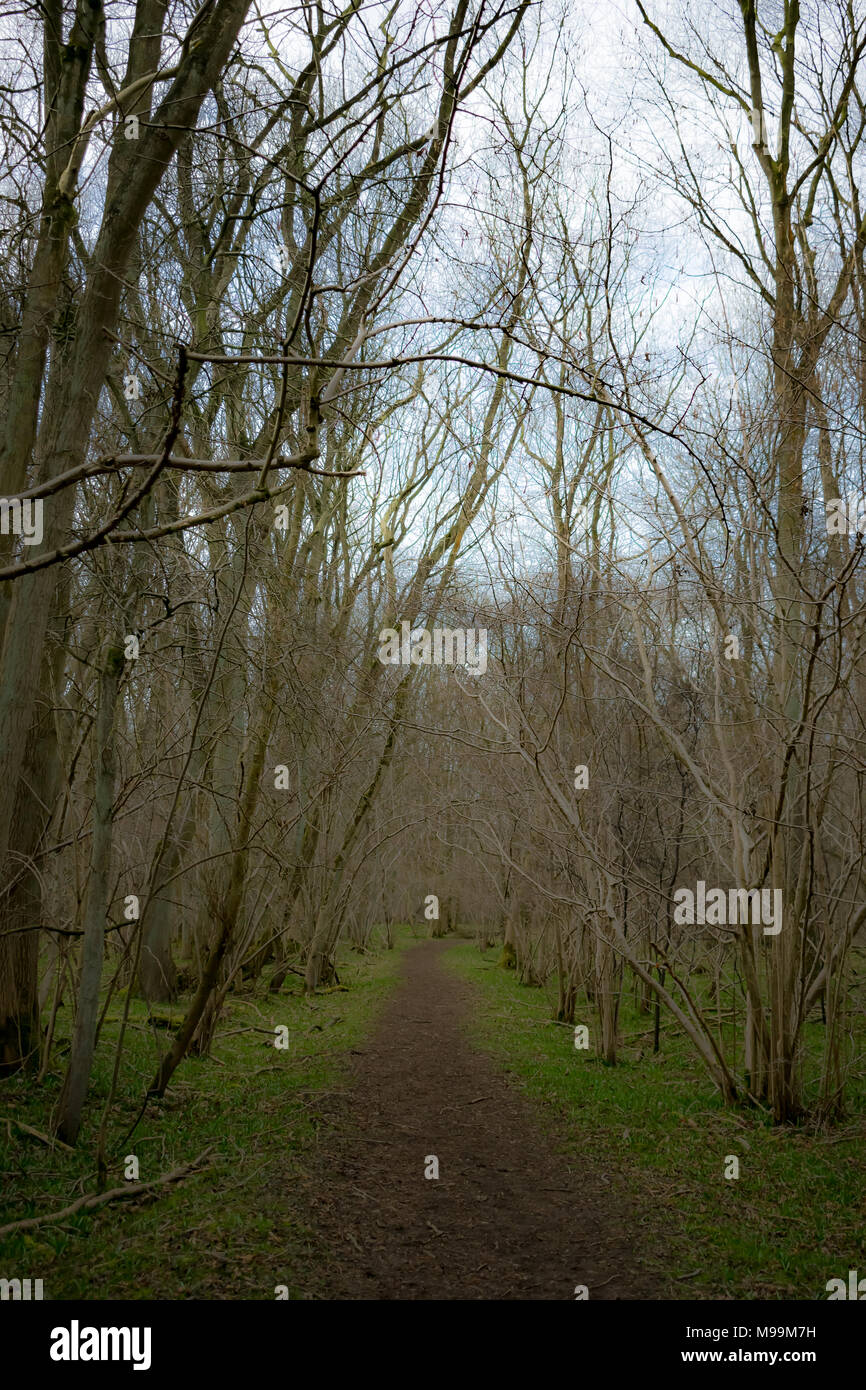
[292,940,657,1299]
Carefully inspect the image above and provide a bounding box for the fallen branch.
[0,1147,213,1239]
[1,1116,75,1153]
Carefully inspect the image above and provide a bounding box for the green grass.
[0,926,417,1300]
[445,941,866,1300]
[6,927,862,1301]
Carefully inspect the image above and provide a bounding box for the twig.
[0,1117,75,1153]
[0,1147,213,1238]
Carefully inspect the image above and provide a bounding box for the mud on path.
[293,940,657,1299]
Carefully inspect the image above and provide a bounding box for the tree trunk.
[147,714,268,1097]
[0,650,61,1074]
[54,645,123,1144]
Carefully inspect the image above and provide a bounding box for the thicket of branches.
[1,0,865,1156]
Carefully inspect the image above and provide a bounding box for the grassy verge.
[0,926,416,1300]
[445,941,866,1300]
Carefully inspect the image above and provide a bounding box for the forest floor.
[3,930,863,1299]
[292,938,656,1298]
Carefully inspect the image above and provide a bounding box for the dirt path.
[294,940,656,1299]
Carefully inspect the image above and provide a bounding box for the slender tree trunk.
[147,714,268,1096]
[54,645,123,1144]
[0,639,62,1073]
